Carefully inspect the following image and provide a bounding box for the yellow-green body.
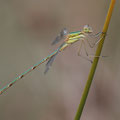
[60,31,85,51]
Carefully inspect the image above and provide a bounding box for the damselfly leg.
[78,40,93,63]
[78,32,107,63]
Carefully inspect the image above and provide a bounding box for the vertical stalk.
[74,0,116,119]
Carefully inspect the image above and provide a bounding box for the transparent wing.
[51,28,68,45]
[44,51,59,74]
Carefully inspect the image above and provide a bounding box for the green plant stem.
[74,0,116,120]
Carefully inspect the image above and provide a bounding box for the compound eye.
[84,28,88,31]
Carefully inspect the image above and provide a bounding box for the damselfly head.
[83,25,93,33]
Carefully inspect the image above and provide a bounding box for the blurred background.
[0,0,120,120]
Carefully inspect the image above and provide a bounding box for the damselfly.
[0,25,105,95]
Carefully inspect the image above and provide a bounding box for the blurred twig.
[74,0,116,119]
